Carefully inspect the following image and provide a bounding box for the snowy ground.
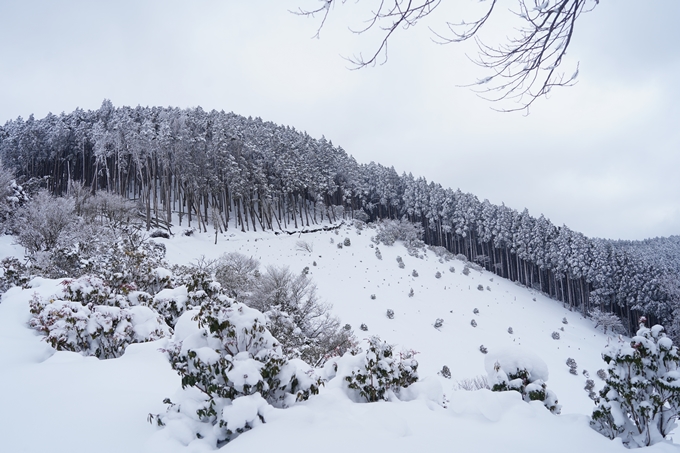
[1,223,678,452]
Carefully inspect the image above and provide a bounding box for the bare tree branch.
[294,0,599,112]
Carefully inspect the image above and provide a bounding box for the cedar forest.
[1,100,679,337]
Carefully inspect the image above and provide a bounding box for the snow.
[1,228,679,452]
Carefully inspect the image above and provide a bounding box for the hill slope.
[0,224,678,452]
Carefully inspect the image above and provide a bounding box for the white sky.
[0,0,678,241]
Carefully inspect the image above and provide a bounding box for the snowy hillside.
[0,223,678,452]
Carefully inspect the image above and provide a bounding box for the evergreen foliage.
[590,322,680,447]
[156,298,322,445]
[344,336,418,402]
[1,102,678,336]
[489,358,561,414]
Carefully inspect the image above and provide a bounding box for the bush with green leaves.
[29,276,170,359]
[152,298,322,445]
[344,336,418,402]
[590,322,680,447]
[486,351,561,414]
[0,256,29,292]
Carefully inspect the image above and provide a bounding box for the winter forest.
[1,101,679,338]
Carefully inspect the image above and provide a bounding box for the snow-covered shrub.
[590,322,680,447]
[244,266,354,367]
[471,319,477,327]
[597,369,607,381]
[182,228,194,237]
[396,256,403,264]
[439,365,452,379]
[398,261,405,269]
[449,266,455,273]
[473,308,479,315]
[585,379,597,401]
[214,252,260,300]
[370,294,376,300]
[562,317,568,325]
[408,288,414,297]
[566,358,578,375]
[386,309,394,319]
[486,350,561,414]
[412,269,418,277]
[0,162,28,228]
[150,229,170,239]
[455,253,467,262]
[583,369,590,378]
[462,266,470,276]
[434,318,444,329]
[343,238,351,247]
[12,190,77,254]
[457,375,490,391]
[29,283,169,359]
[552,331,560,340]
[329,237,334,244]
[360,323,368,331]
[374,219,424,247]
[479,345,488,354]
[435,271,442,279]
[0,256,29,292]
[477,284,484,291]
[375,247,382,260]
[337,242,343,249]
[312,261,317,266]
[344,336,418,402]
[508,327,514,334]
[590,308,626,335]
[153,300,322,445]
[486,286,491,291]
[302,266,309,276]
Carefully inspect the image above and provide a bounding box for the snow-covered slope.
[0,225,678,452]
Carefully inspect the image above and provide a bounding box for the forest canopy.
[1,100,679,337]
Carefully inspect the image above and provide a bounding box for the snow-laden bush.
[374,219,423,247]
[0,162,28,229]
[343,238,351,247]
[486,349,561,414]
[552,331,560,340]
[566,358,578,375]
[386,309,394,319]
[12,190,77,254]
[244,265,354,367]
[0,256,29,292]
[29,277,170,359]
[590,322,680,447]
[435,271,441,279]
[434,318,444,329]
[213,252,260,300]
[342,336,418,402]
[590,308,626,335]
[152,299,322,445]
[439,365,452,379]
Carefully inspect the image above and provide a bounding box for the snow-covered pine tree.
[590,320,680,447]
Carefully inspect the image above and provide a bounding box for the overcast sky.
[0,0,678,241]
